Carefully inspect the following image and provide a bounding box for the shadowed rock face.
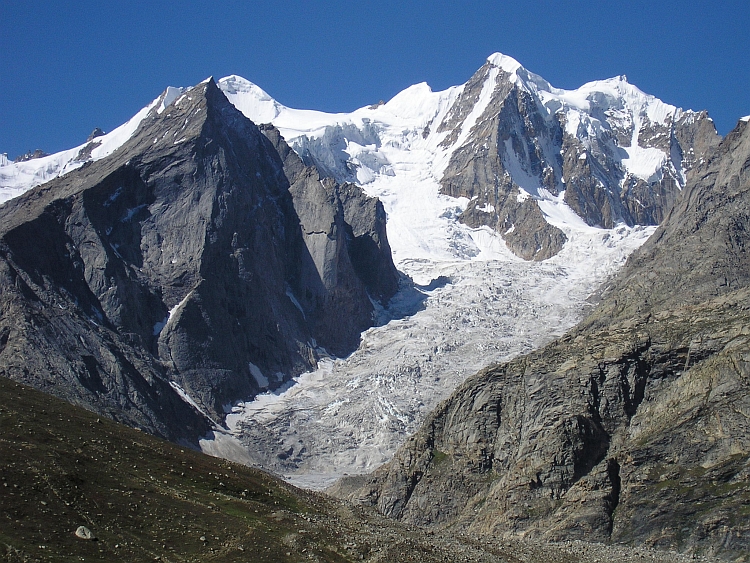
[0,79,398,441]
[438,61,720,260]
[331,119,750,560]
[260,124,399,319]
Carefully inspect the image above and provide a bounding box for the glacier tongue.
[209,223,653,490]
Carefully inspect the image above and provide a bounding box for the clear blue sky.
[1,0,748,159]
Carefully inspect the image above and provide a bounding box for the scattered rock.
[87,127,105,141]
[74,526,95,540]
[13,149,49,163]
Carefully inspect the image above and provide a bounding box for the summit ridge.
[214,52,719,260]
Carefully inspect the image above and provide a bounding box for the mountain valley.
[1,53,747,561]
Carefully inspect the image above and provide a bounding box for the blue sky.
[1,0,748,159]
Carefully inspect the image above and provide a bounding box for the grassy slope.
[0,376,356,562]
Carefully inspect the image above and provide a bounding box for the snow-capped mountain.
[331,117,750,561]
[0,53,722,489]
[216,53,719,260]
[1,53,718,262]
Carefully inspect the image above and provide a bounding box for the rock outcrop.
[13,149,50,163]
[331,118,750,560]
[86,127,106,142]
[260,124,399,330]
[0,79,398,441]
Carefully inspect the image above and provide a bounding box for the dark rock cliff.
[0,79,398,441]
[332,118,750,560]
[260,124,399,332]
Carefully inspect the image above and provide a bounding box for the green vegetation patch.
[431,449,449,466]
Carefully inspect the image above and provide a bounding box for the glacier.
[4,52,706,489]
[201,54,668,488]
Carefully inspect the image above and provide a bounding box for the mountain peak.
[218,75,276,102]
[486,52,524,74]
[218,75,284,124]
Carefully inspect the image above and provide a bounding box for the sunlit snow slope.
[0,87,184,204]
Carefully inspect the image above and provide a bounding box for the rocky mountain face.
[438,55,720,260]
[331,118,750,560]
[259,124,399,308]
[0,79,398,441]
[13,149,50,163]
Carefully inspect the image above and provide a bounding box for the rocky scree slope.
[0,79,398,442]
[0,377,722,563]
[331,118,750,560]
